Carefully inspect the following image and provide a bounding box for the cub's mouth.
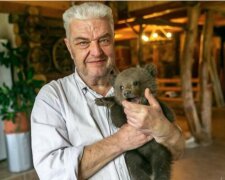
[126,97,141,104]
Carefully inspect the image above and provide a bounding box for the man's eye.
[99,38,111,46]
[75,41,90,48]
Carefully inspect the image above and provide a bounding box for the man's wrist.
[153,117,182,145]
[110,133,126,154]
[154,121,184,159]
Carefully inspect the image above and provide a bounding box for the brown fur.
[95,63,174,180]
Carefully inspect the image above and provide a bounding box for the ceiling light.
[142,35,149,42]
[152,32,158,39]
[166,32,172,38]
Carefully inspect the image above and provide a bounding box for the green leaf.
[0,42,44,122]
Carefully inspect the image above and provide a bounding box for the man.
[31,2,184,180]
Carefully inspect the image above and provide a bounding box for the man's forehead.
[70,18,111,31]
[73,33,112,42]
[69,18,113,40]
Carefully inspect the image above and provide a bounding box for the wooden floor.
[172,107,225,180]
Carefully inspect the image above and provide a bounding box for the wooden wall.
[8,6,73,82]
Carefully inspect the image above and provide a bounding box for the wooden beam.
[128,2,185,19]
[159,97,199,102]
[201,2,225,13]
[143,18,185,28]
[0,1,65,18]
[115,18,185,30]
[0,2,26,14]
[13,1,71,11]
[157,78,199,83]
[147,10,187,21]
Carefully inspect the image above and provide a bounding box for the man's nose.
[90,41,103,56]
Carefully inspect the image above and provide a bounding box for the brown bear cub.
[95,63,174,180]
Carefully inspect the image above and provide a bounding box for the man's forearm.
[154,120,185,160]
[78,134,123,179]
[78,124,152,179]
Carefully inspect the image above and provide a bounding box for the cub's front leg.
[110,103,127,127]
[95,97,115,107]
[95,97,127,128]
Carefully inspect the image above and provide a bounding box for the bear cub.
[95,63,174,180]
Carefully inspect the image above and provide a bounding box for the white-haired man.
[31,2,184,180]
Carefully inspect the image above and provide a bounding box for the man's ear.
[64,38,74,59]
[144,63,157,78]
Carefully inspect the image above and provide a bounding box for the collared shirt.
[31,69,131,180]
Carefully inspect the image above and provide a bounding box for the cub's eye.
[133,81,140,86]
[120,85,124,90]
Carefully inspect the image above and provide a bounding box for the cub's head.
[113,63,157,104]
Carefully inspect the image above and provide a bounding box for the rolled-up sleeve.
[31,85,84,180]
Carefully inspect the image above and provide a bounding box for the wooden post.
[153,45,159,66]
[199,10,214,144]
[137,22,144,65]
[181,3,202,138]
[209,55,225,107]
[125,18,145,66]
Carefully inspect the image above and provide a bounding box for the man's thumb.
[145,88,160,107]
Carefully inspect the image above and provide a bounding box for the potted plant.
[0,41,44,172]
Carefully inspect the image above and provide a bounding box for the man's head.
[63,3,115,84]
[63,2,114,39]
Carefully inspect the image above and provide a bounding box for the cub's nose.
[123,90,131,98]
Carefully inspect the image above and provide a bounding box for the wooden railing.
[157,78,200,102]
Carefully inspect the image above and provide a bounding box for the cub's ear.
[144,63,157,78]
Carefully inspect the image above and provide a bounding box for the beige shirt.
[31,69,130,180]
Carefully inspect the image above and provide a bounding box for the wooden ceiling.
[0,1,70,18]
[1,1,225,41]
[114,1,225,41]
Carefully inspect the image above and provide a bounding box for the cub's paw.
[95,97,116,107]
[95,98,106,106]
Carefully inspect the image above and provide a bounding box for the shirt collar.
[74,68,114,97]
[74,68,89,95]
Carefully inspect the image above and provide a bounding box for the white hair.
[63,2,114,38]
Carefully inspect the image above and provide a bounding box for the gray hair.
[63,2,114,38]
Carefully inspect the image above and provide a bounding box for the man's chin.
[90,71,107,79]
[79,63,112,79]
[91,65,110,74]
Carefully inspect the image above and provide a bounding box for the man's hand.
[122,88,185,160]
[122,88,167,136]
[114,124,153,152]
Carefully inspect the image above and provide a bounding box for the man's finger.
[145,88,160,107]
[122,100,140,112]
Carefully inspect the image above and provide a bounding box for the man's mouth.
[88,60,105,63]
[86,58,107,64]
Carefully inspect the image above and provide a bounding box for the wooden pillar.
[181,3,201,138]
[209,55,225,107]
[125,18,145,66]
[137,21,144,65]
[153,45,159,66]
[199,10,213,144]
[182,4,214,145]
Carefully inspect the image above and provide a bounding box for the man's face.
[64,18,115,81]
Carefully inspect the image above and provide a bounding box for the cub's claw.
[95,98,105,106]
